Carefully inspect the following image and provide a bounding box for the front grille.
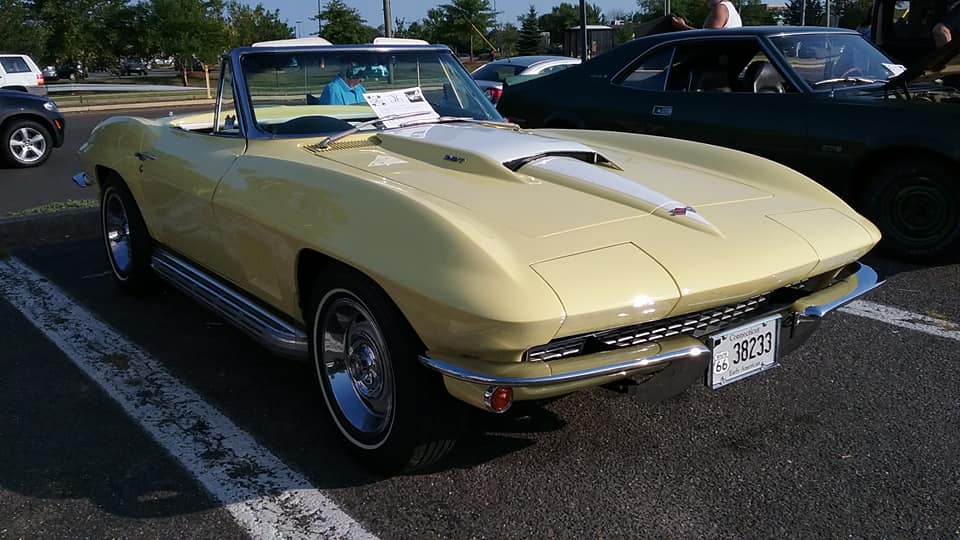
[526,294,771,362]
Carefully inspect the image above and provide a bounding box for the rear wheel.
[100,176,156,293]
[860,157,960,261]
[308,271,464,475]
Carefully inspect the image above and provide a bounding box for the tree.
[784,0,825,25]
[636,0,708,25]
[437,0,498,60]
[147,0,228,85]
[740,0,778,25]
[224,1,293,48]
[0,0,47,61]
[517,5,543,55]
[498,22,519,56]
[539,2,604,47]
[313,0,367,44]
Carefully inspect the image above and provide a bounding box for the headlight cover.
[43,101,57,112]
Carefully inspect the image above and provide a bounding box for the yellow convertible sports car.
[73,38,884,474]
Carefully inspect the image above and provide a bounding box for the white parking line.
[0,257,375,540]
[839,300,960,342]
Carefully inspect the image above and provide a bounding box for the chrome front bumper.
[419,262,883,388]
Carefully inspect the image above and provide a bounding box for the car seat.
[743,60,785,93]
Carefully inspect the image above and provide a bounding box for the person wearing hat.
[316,60,367,105]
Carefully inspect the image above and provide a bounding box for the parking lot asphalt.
[1,232,957,539]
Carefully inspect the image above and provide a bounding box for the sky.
[246,1,644,36]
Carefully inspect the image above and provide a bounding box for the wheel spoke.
[9,139,25,148]
[29,134,44,145]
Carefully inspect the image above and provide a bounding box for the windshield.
[240,49,503,136]
[770,34,905,89]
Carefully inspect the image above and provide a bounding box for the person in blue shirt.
[315,63,367,105]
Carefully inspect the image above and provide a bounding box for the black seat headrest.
[744,60,785,93]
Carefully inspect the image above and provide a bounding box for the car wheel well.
[94,165,123,190]
[851,147,958,201]
[296,250,404,324]
[0,113,56,143]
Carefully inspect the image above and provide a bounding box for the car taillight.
[484,87,502,104]
[36,73,45,85]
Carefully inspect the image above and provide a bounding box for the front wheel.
[861,158,960,261]
[309,271,464,475]
[2,120,52,168]
[100,177,156,293]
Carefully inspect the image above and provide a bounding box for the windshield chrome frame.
[229,44,490,141]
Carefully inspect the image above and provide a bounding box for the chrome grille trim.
[526,294,769,362]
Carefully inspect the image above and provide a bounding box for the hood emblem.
[443,154,465,164]
[669,206,697,217]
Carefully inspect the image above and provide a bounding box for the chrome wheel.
[8,126,47,164]
[316,292,395,449]
[103,189,133,277]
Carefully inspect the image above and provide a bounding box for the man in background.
[933,0,960,48]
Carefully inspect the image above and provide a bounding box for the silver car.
[471,55,581,104]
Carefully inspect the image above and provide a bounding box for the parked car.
[119,58,149,76]
[0,54,46,96]
[471,55,581,104]
[0,89,65,167]
[42,65,58,81]
[57,62,87,81]
[498,26,960,261]
[73,37,883,475]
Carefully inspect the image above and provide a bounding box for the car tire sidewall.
[100,179,155,292]
[863,159,960,261]
[308,272,463,474]
[2,120,52,168]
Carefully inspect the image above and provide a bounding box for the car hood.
[886,37,960,88]
[312,123,877,313]
[316,123,842,239]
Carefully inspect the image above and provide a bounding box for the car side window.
[214,61,241,136]
[0,56,32,74]
[666,39,794,94]
[616,47,674,91]
[537,65,568,75]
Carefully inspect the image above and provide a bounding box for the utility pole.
[825,0,831,26]
[801,0,806,25]
[317,0,323,36]
[383,0,392,37]
[579,0,588,61]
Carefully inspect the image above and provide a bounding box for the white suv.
[0,54,47,96]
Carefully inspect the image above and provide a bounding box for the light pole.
[383,0,392,37]
[579,0,588,61]
[317,0,323,36]
[801,0,806,25]
[296,20,302,38]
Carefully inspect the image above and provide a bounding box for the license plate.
[708,315,781,390]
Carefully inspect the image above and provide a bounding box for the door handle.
[134,151,157,161]
[652,105,673,117]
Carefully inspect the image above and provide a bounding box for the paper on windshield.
[882,63,907,76]
[362,87,439,128]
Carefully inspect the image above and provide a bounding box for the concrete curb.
[0,208,100,251]
[59,99,214,113]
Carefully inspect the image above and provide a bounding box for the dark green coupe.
[497,27,960,260]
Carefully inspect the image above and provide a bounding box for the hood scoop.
[518,155,723,237]
[375,123,620,181]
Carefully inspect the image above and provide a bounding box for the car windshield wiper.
[812,77,881,87]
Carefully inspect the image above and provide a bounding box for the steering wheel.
[840,67,864,78]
